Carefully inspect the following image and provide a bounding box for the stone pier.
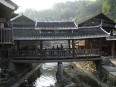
[56,62,64,83]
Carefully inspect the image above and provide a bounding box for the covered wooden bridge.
[10,13,115,63]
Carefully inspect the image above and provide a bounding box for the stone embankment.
[98,58,116,87]
[10,64,41,87]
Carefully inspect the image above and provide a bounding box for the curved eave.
[100,27,109,35]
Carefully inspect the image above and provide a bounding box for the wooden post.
[12,45,15,59]
[40,40,43,50]
[40,40,43,58]
[72,39,75,58]
[11,21,14,44]
[90,40,92,49]
[84,40,86,56]
[68,40,70,53]
[78,40,80,50]
[112,41,115,58]
[89,39,93,56]
[99,39,102,56]
[17,41,20,50]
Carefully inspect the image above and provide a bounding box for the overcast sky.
[12,0,76,12]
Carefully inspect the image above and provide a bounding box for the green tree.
[20,0,116,22]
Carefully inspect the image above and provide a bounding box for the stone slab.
[109,59,116,66]
[102,65,116,72]
[109,72,116,76]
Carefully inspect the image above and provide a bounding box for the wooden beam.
[12,57,101,63]
[14,36,107,41]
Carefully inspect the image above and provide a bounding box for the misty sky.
[12,0,76,12]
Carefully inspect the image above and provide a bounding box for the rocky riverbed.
[62,62,109,87]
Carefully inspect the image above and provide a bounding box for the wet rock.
[64,83,78,87]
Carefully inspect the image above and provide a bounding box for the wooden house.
[78,12,116,56]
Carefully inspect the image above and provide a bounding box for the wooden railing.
[75,49,100,57]
[0,28,12,44]
[12,48,100,59]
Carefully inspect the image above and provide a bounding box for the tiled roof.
[78,13,115,33]
[11,15,77,29]
[11,15,35,28]
[36,22,77,28]
[11,15,35,23]
[78,12,115,25]
[13,29,40,37]
[94,13,114,22]
[76,27,108,37]
[12,23,35,28]
[13,26,108,40]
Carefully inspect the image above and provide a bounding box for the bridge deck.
[12,56,101,63]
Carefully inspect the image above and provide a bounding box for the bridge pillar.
[56,62,64,83]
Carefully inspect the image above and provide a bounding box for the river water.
[32,63,70,87]
[19,62,104,87]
